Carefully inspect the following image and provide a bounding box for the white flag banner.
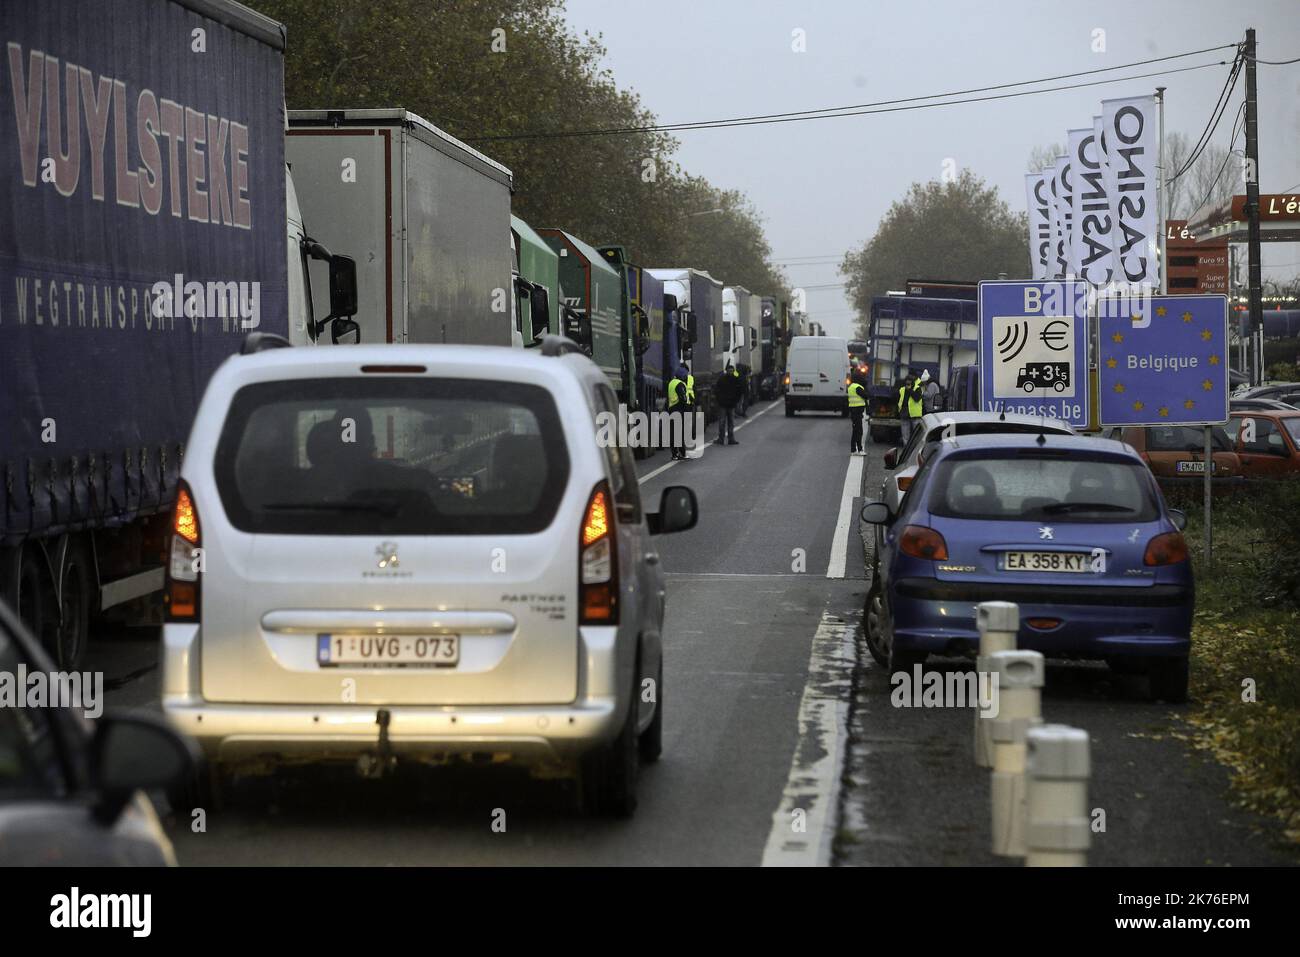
[1052,154,1074,278]
[1046,166,1063,279]
[1101,94,1159,286]
[1025,172,1051,280]
[1070,125,1115,285]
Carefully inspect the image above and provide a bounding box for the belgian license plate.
[1004,551,1090,573]
[317,634,460,667]
[1176,460,1208,473]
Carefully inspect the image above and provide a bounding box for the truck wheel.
[581,669,640,817]
[1022,382,1035,394]
[639,657,663,762]
[14,546,54,649]
[54,540,92,671]
[1148,657,1189,703]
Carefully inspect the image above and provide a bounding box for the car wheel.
[881,598,924,675]
[863,578,888,668]
[841,407,849,418]
[785,403,795,417]
[869,425,887,443]
[581,669,640,817]
[168,759,226,818]
[1148,657,1189,703]
[639,657,663,762]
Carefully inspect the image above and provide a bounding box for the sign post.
[977,281,1091,429]
[1096,294,1230,563]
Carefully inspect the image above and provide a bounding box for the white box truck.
[286,109,514,347]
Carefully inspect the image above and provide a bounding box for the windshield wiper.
[1041,501,1135,514]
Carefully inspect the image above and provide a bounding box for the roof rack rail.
[540,334,585,357]
[241,332,292,354]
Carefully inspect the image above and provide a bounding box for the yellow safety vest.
[686,374,695,404]
[668,377,684,408]
[897,383,922,418]
[847,383,866,408]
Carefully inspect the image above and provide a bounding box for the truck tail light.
[580,482,618,624]
[1144,531,1189,566]
[166,482,201,621]
[899,525,948,560]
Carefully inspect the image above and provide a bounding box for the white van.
[785,336,850,416]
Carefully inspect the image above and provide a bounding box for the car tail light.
[166,482,201,621]
[896,475,913,492]
[899,525,948,560]
[1026,617,1062,630]
[580,482,618,624]
[1144,531,1189,566]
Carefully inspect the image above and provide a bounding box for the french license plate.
[791,383,812,391]
[317,634,460,667]
[1004,551,1091,573]
[1176,460,1209,473]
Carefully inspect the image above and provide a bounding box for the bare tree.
[1027,142,1065,173]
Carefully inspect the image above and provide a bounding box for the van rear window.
[214,378,570,535]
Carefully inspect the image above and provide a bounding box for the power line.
[1246,53,1300,65]
[467,46,1237,143]
[1185,102,1247,218]
[1168,50,1244,183]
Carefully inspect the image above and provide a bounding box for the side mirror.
[1168,508,1188,531]
[647,485,698,535]
[860,501,893,525]
[330,317,360,344]
[529,286,550,342]
[329,254,358,318]
[685,311,699,345]
[91,711,196,825]
[883,447,899,469]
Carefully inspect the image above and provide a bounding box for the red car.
[1226,410,1300,478]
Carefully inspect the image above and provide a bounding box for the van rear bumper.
[785,393,846,411]
[162,695,619,766]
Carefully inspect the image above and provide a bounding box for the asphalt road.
[95,399,870,865]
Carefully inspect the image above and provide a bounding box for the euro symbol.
[997,321,1029,362]
[1039,319,1070,352]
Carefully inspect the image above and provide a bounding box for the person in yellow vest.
[897,373,923,444]
[847,373,867,455]
[667,365,692,460]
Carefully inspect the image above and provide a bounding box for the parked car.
[1233,381,1300,408]
[1102,424,1243,492]
[872,411,1076,568]
[0,598,191,864]
[861,434,1194,702]
[1229,397,1297,413]
[161,335,698,818]
[1225,410,1300,478]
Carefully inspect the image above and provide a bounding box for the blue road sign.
[978,280,1090,427]
[1097,294,1229,427]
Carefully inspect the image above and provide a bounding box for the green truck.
[510,215,560,347]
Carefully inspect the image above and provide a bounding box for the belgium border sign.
[1097,294,1230,427]
[978,280,1090,428]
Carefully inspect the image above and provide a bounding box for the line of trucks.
[0,0,803,668]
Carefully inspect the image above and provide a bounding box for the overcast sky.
[562,0,1300,338]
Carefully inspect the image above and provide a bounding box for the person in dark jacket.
[736,362,752,417]
[714,362,741,445]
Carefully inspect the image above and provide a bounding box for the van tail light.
[166,481,201,621]
[783,373,790,386]
[1144,531,1189,566]
[899,525,948,560]
[580,482,619,625]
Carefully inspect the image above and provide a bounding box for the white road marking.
[825,453,865,579]
[637,400,779,485]
[761,611,857,867]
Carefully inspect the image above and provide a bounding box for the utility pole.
[1156,87,1167,294]
[1244,28,1264,385]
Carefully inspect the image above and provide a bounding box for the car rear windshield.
[214,378,570,535]
[1143,425,1233,452]
[928,453,1159,522]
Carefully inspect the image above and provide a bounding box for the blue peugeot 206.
[861,433,1194,702]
